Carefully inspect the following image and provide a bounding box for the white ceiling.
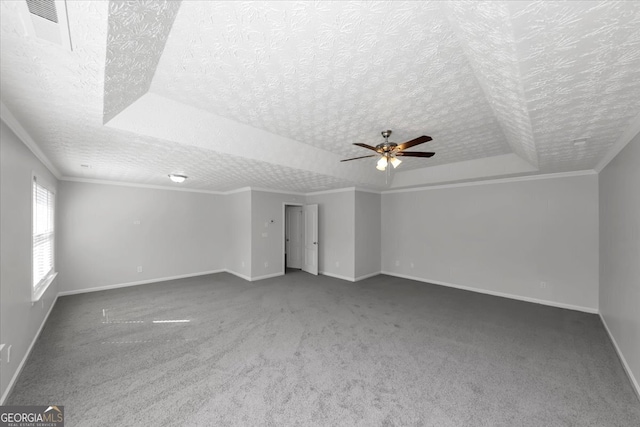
[1,1,639,193]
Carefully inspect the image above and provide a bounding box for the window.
[32,175,55,300]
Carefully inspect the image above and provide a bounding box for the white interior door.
[302,204,318,275]
[286,206,303,269]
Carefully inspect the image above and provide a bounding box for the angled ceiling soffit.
[103,0,181,124]
[507,1,640,172]
[442,0,539,169]
[105,92,388,189]
[391,153,537,189]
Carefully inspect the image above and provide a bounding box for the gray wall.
[0,121,59,402]
[57,181,226,293]
[250,190,303,279]
[225,190,252,278]
[354,191,381,279]
[599,132,640,394]
[381,174,599,311]
[307,190,355,280]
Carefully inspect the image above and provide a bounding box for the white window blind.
[33,176,55,292]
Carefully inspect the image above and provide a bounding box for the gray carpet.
[6,271,640,426]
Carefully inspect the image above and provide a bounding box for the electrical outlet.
[540,281,547,289]
[137,266,143,273]
[264,261,269,268]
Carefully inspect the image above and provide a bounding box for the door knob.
[313,242,317,245]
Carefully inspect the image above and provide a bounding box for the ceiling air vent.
[26,0,58,23]
[18,0,72,50]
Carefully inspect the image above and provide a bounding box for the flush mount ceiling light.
[340,130,435,171]
[168,173,187,183]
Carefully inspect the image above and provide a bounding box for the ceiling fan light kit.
[341,130,435,171]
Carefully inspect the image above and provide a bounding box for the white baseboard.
[320,271,381,282]
[380,271,598,314]
[599,313,640,401]
[354,271,381,282]
[224,269,251,281]
[319,271,355,282]
[58,269,226,296]
[250,272,284,281]
[6,269,635,406]
[56,269,285,295]
[0,295,59,405]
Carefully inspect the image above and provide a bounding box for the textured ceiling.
[1,0,640,193]
[103,0,180,123]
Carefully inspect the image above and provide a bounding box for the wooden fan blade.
[395,151,435,158]
[396,135,432,151]
[340,154,377,162]
[353,142,382,152]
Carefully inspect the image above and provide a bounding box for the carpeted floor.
[6,271,640,426]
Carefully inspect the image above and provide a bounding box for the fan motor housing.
[376,143,398,153]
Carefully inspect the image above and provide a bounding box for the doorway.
[283,203,318,275]
[285,205,303,270]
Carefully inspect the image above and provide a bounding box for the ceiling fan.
[340,130,435,171]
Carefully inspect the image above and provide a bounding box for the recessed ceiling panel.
[2,1,640,193]
[509,0,640,172]
[151,1,512,164]
[442,1,538,168]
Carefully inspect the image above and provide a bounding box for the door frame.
[282,202,304,274]
[302,204,319,275]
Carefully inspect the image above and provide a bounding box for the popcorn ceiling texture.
[511,1,640,173]
[152,1,512,170]
[103,0,181,124]
[69,133,357,193]
[443,1,539,168]
[1,1,640,192]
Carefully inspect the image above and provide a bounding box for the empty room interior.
[1,1,640,425]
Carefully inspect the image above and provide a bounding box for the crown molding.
[594,111,640,173]
[0,102,61,179]
[222,186,252,195]
[353,186,382,195]
[250,186,306,196]
[33,169,600,198]
[306,186,356,196]
[381,170,597,194]
[305,186,383,196]
[57,180,367,197]
[60,177,225,195]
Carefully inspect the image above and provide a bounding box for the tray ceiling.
[1,1,639,193]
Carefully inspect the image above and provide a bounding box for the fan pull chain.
[386,157,390,185]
